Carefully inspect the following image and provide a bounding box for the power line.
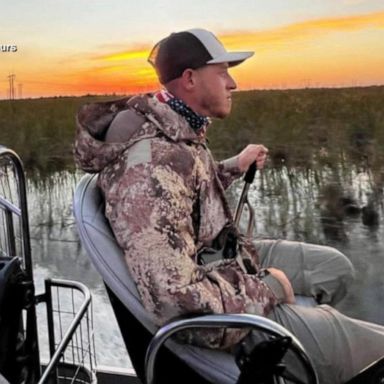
[7,73,15,100]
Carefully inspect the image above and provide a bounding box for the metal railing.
[37,279,96,384]
[0,145,96,383]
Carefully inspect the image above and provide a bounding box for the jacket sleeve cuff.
[218,156,242,176]
[216,156,244,189]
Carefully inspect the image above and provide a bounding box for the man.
[74,28,384,383]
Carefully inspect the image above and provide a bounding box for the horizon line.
[0,83,383,101]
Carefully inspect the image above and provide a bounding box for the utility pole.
[18,83,22,99]
[8,74,15,100]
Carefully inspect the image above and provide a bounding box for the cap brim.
[207,51,254,66]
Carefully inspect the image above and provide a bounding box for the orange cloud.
[85,10,384,75]
[93,48,149,62]
[90,11,384,67]
[219,10,384,50]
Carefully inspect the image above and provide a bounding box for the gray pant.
[247,239,384,383]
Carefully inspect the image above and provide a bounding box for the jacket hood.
[74,94,206,173]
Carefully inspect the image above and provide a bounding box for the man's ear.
[180,69,196,91]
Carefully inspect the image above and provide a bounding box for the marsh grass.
[209,86,384,171]
[0,86,383,191]
[0,95,117,178]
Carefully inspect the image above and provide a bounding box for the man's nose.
[228,74,237,90]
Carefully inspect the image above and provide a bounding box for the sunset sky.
[1,0,384,98]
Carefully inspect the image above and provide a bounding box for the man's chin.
[213,108,231,119]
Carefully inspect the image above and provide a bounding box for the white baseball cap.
[148,28,254,84]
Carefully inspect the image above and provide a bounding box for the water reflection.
[24,165,384,368]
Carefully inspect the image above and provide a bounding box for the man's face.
[193,63,237,118]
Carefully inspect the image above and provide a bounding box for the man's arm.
[216,144,269,189]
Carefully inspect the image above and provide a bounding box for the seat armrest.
[145,313,318,384]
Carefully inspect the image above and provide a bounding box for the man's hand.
[237,144,269,173]
[267,268,295,304]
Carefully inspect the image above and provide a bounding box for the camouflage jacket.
[74,94,277,349]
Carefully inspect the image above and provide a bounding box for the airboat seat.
[73,173,319,384]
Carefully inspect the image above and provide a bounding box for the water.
[21,166,384,369]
